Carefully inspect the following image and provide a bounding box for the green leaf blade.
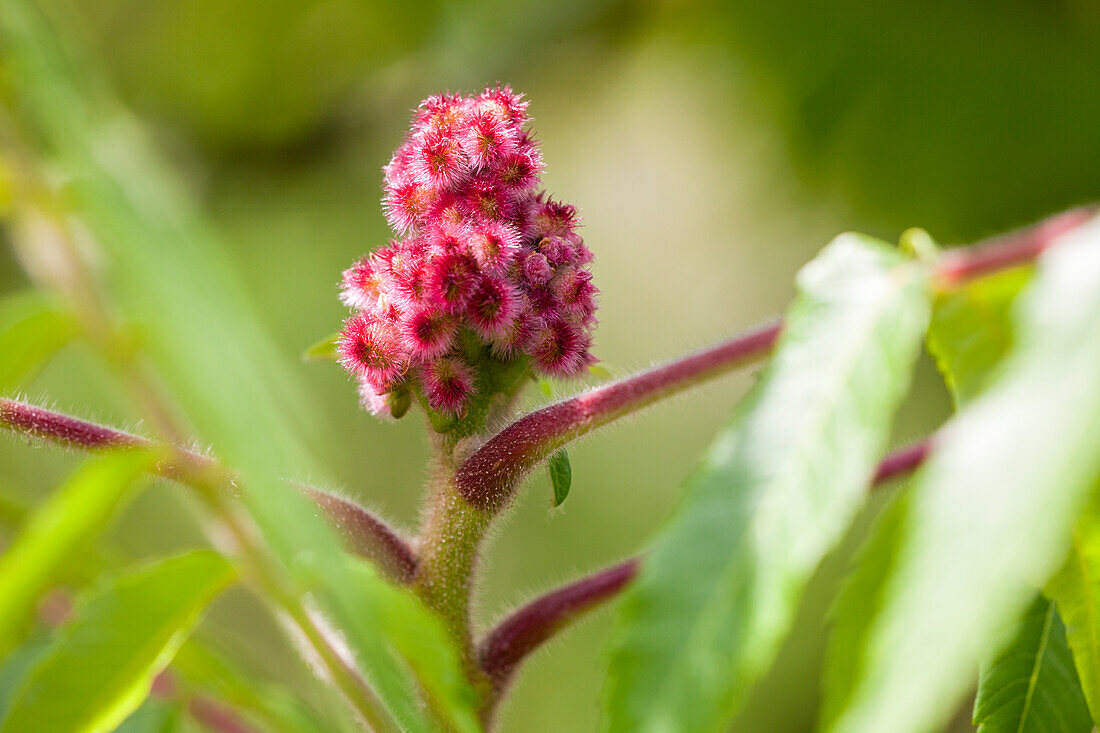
[0,451,155,655]
[972,596,1091,733]
[1047,502,1100,724]
[828,219,1100,733]
[0,551,234,733]
[926,267,1030,405]
[603,234,931,731]
[549,450,572,507]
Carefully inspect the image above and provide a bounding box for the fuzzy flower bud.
[337,86,598,419]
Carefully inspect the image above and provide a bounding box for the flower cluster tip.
[338,87,598,419]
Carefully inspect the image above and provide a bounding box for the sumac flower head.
[338,87,598,419]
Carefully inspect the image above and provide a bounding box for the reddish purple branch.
[456,321,783,511]
[456,208,1096,513]
[476,436,932,692]
[871,440,931,484]
[934,206,1096,286]
[0,398,417,583]
[301,487,418,583]
[478,559,638,702]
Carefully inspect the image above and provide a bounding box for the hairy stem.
[456,208,1096,512]
[478,559,638,715]
[475,435,934,720]
[456,321,782,511]
[0,398,417,583]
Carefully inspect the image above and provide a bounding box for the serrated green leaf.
[927,266,1030,406]
[1046,499,1100,724]
[549,450,572,507]
[972,596,1091,733]
[0,551,234,733]
[827,219,1100,733]
[301,333,339,363]
[0,291,77,391]
[0,450,156,656]
[603,234,931,732]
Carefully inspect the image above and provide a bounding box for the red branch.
[476,436,932,693]
[455,208,1096,514]
[456,321,782,511]
[0,398,418,583]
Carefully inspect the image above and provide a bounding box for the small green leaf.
[0,551,234,733]
[0,292,78,390]
[603,234,931,731]
[1046,499,1100,724]
[301,333,339,363]
[0,450,156,655]
[549,450,572,507]
[927,267,1031,406]
[827,220,1100,733]
[972,596,1091,733]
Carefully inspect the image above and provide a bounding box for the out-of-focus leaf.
[549,450,572,507]
[1047,500,1100,724]
[1,5,479,729]
[301,333,339,363]
[926,267,1031,406]
[0,491,29,534]
[171,641,331,733]
[827,220,1100,733]
[0,552,234,733]
[298,555,482,733]
[0,450,155,656]
[971,596,1090,733]
[115,699,183,733]
[0,635,50,720]
[0,292,77,391]
[819,491,911,729]
[603,234,931,731]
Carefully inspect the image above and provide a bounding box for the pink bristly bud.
[466,276,520,339]
[425,249,479,312]
[338,314,408,390]
[411,131,468,191]
[338,87,598,420]
[399,307,457,358]
[468,221,521,275]
[461,109,518,170]
[532,318,590,377]
[340,256,382,310]
[421,356,478,415]
[521,251,553,286]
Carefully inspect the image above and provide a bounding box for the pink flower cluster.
[338,87,597,418]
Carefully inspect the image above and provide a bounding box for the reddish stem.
[456,208,1095,513]
[934,206,1096,286]
[301,486,418,583]
[0,398,417,583]
[476,436,932,695]
[478,560,638,698]
[456,321,783,511]
[186,696,260,733]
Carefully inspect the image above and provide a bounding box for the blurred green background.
[2,0,1098,730]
